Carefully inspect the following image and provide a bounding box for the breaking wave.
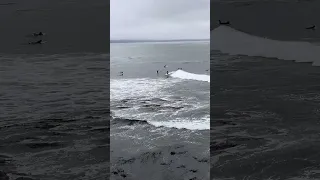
[169,70,210,82]
[211,25,320,66]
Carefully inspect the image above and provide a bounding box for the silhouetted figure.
[33,32,44,37]
[306,25,316,30]
[164,65,167,68]
[177,68,182,70]
[28,40,43,45]
[165,71,169,78]
[157,70,159,74]
[119,71,123,76]
[219,20,230,25]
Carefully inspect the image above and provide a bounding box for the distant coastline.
[110,39,209,43]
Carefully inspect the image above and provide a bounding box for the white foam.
[111,78,209,130]
[169,70,210,82]
[211,25,320,66]
[110,78,180,101]
[149,116,210,130]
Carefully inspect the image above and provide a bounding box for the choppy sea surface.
[110,41,210,180]
[211,2,320,178]
[0,53,109,180]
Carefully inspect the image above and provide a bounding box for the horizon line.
[110,39,209,42]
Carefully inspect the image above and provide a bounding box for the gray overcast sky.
[110,0,210,40]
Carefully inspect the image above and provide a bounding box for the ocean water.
[110,41,210,180]
[0,53,109,179]
[0,0,109,179]
[0,0,109,54]
[211,1,320,179]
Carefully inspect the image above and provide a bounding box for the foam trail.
[169,70,210,82]
[211,25,320,66]
[148,116,210,130]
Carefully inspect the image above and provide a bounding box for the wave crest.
[211,25,320,66]
[169,70,210,82]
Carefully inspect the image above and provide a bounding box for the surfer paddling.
[219,20,230,25]
[28,40,44,45]
[306,25,316,30]
[32,32,45,37]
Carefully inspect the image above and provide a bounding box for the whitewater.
[211,25,320,66]
[110,70,210,131]
[169,70,210,82]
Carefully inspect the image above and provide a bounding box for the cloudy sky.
[110,0,210,40]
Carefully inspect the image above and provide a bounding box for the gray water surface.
[110,41,210,180]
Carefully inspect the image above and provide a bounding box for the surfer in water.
[119,71,123,76]
[157,70,159,74]
[165,71,169,78]
[33,32,44,37]
[28,40,43,45]
[306,25,316,30]
[164,65,167,68]
[219,20,230,25]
